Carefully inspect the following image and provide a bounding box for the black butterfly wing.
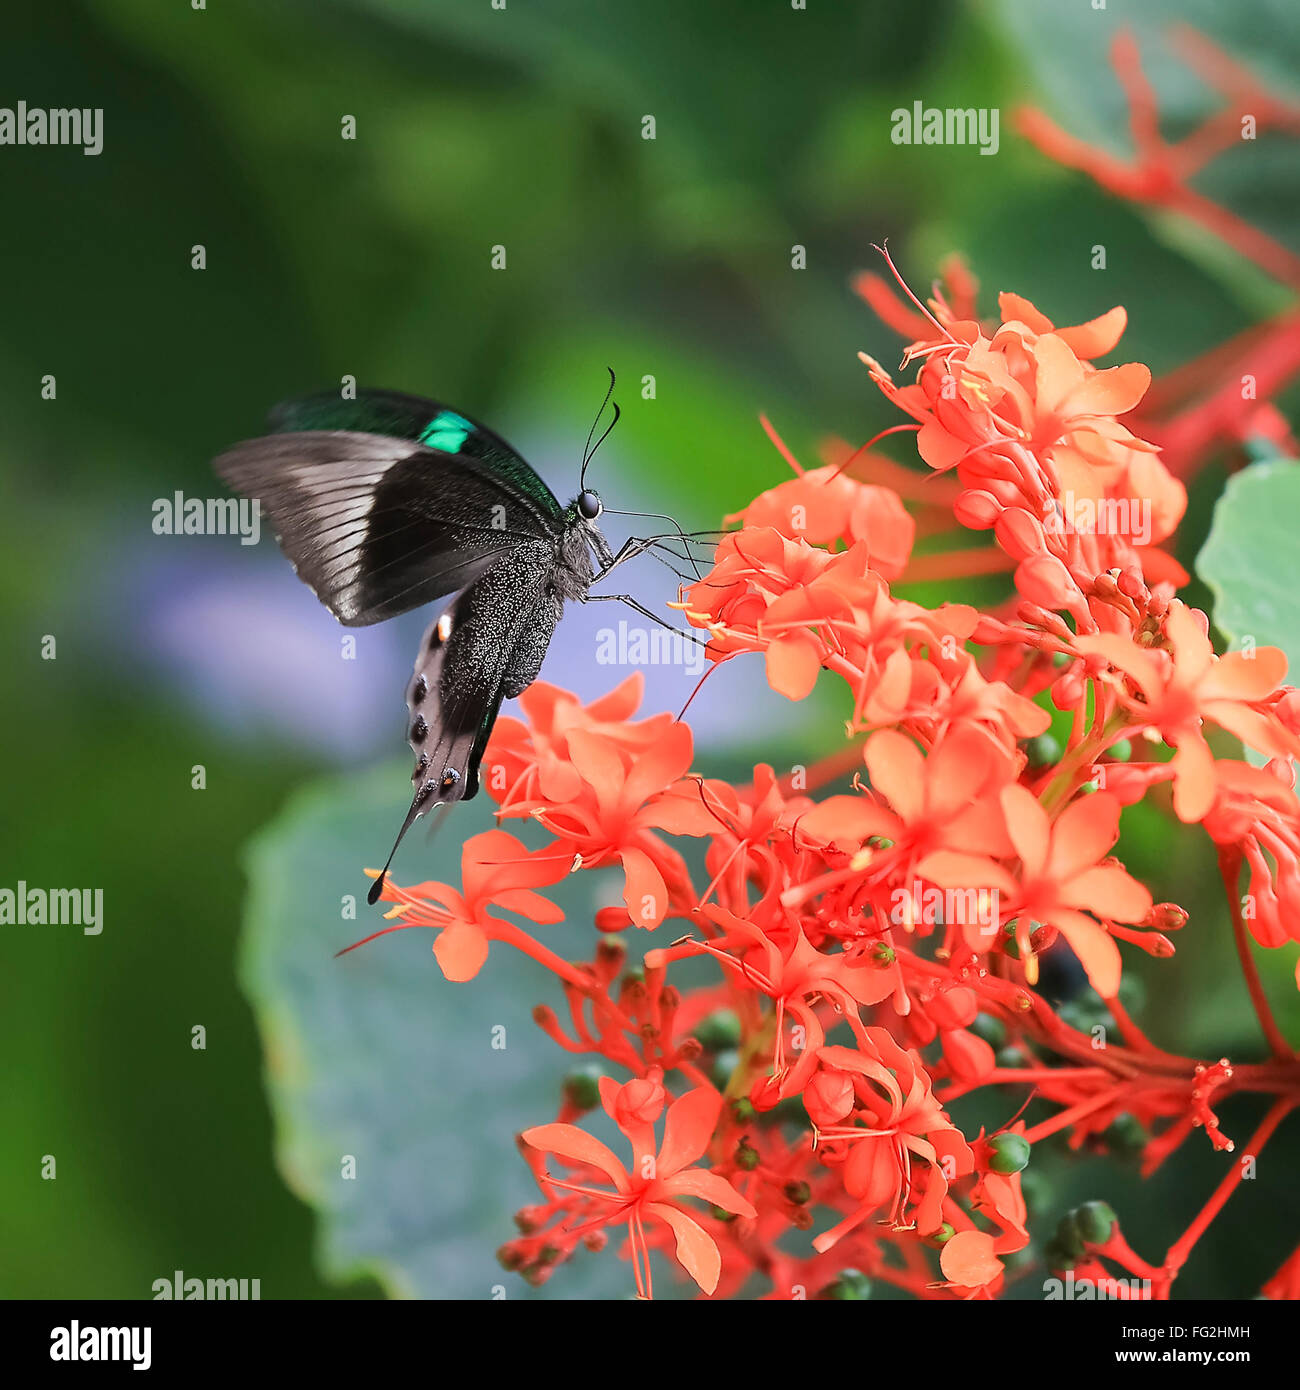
[368,540,564,904]
[214,389,565,626]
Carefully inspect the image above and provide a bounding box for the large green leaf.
[1198,459,1300,663]
[239,762,680,1299]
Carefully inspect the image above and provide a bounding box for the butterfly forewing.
[268,389,565,528]
[214,389,566,625]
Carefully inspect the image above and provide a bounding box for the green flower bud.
[1108,738,1132,762]
[988,1132,1031,1174]
[924,1222,956,1248]
[562,1067,602,1112]
[1026,732,1062,769]
[693,1008,743,1052]
[1076,1200,1118,1245]
[711,1047,740,1088]
[1042,1237,1076,1272]
[1055,1212,1087,1261]
[729,1097,756,1125]
[735,1138,761,1171]
[783,1180,811,1206]
[971,1012,1006,1049]
[1103,1112,1147,1154]
[819,1268,872,1300]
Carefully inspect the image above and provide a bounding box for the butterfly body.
[214,387,618,901]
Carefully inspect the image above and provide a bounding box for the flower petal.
[1050,907,1123,999]
[431,920,489,982]
[865,729,926,823]
[666,1169,757,1218]
[620,846,669,928]
[941,1229,1003,1288]
[1059,865,1152,923]
[520,1123,630,1191]
[1056,305,1127,360]
[1000,783,1051,877]
[646,1202,723,1296]
[1045,791,1121,882]
[765,634,822,700]
[657,1088,722,1178]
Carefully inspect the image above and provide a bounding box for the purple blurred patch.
[116,462,806,762]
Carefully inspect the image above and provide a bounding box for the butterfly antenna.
[582,402,621,491]
[580,367,617,489]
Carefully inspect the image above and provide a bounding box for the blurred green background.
[2,0,1297,1299]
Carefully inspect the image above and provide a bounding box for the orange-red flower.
[521,1077,756,1297]
[359,829,568,981]
[918,787,1152,997]
[1077,600,1300,822]
[732,464,916,579]
[808,1035,974,1251]
[511,719,706,928]
[800,724,1016,867]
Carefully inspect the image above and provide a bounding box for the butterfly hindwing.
[368,541,563,903]
[214,389,565,626]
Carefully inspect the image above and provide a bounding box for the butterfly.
[214,372,706,904]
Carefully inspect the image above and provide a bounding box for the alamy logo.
[50,1323,150,1371]
[152,491,261,545]
[0,882,102,935]
[0,102,103,156]
[152,1269,261,1300]
[890,880,999,931]
[1044,1271,1152,1300]
[596,619,706,675]
[891,101,999,156]
[1044,491,1152,545]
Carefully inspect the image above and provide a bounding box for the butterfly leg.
[589,534,661,583]
[592,531,714,585]
[581,591,711,649]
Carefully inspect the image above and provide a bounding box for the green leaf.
[1197,459,1300,663]
[238,763,637,1299]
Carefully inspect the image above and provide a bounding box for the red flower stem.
[758,413,805,476]
[1162,1097,1294,1279]
[940,1065,1111,1104]
[1140,315,1282,414]
[1218,846,1294,1061]
[1021,1086,1126,1145]
[1150,314,1300,474]
[490,919,595,991]
[1169,23,1300,132]
[827,423,924,481]
[1014,165,1300,299]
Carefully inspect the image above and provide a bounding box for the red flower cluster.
[360,28,1300,1300]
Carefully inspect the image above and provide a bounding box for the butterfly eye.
[577,489,603,520]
